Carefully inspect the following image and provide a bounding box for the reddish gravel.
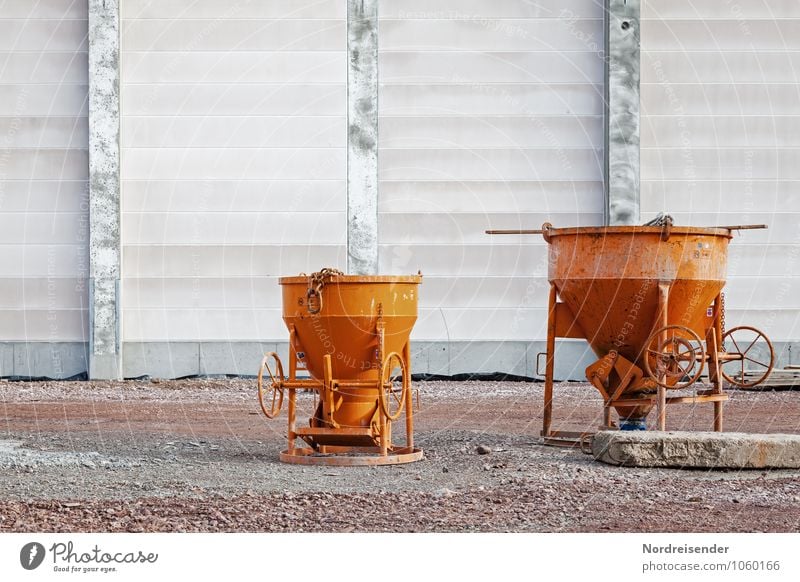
[1,379,799,532]
[3,485,800,533]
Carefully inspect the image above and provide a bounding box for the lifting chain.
[643,213,674,241]
[643,213,674,227]
[306,268,345,314]
[720,292,727,352]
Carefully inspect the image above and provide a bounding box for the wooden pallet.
[734,368,800,390]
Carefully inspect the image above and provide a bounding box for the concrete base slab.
[0,342,88,379]
[199,342,279,377]
[123,342,200,379]
[89,351,122,380]
[592,430,800,469]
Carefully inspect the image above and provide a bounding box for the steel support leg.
[657,282,670,431]
[403,341,414,450]
[543,284,557,437]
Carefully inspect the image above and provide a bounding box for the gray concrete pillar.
[347,0,379,275]
[605,0,641,225]
[88,0,122,379]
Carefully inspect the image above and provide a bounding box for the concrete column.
[88,0,122,379]
[605,0,640,225]
[347,0,379,275]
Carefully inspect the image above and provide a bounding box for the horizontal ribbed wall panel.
[641,51,800,84]
[121,148,345,180]
[644,20,800,50]
[642,1,799,18]
[121,19,344,51]
[381,84,603,116]
[0,53,87,84]
[380,116,602,149]
[378,2,605,344]
[379,181,603,213]
[0,2,88,342]
[0,247,88,278]
[380,19,603,52]
[123,245,344,278]
[121,0,346,19]
[380,52,604,84]
[380,148,602,182]
[379,213,600,244]
[122,52,345,84]
[121,85,345,116]
[641,181,799,212]
[379,0,603,18]
[641,3,800,347]
[642,116,800,148]
[0,118,88,148]
[0,20,87,51]
[120,1,348,342]
[0,311,87,342]
[1,0,87,19]
[642,84,800,116]
[122,213,345,245]
[0,279,87,309]
[121,180,345,213]
[0,150,88,180]
[121,116,344,148]
[0,85,88,117]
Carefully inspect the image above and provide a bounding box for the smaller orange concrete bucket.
[257,269,424,466]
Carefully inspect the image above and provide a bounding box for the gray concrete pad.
[592,430,800,469]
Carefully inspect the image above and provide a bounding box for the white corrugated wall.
[641,0,800,351]
[378,0,605,371]
[0,0,796,379]
[0,1,89,358]
[119,0,347,357]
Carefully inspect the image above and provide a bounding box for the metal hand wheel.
[720,326,775,388]
[378,352,408,421]
[257,352,284,418]
[644,325,706,389]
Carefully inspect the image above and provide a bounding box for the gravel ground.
[0,379,799,532]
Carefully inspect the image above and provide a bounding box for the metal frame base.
[541,430,596,449]
[279,446,424,466]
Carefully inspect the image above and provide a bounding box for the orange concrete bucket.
[488,221,774,442]
[257,269,424,465]
[539,222,774,438]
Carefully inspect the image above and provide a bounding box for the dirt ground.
[0,378,799,533]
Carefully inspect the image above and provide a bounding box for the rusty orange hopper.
[489,222,774,445]
[257,269,423,465]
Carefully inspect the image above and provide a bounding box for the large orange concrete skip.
[489,222,775,444]
[548,225,729,424]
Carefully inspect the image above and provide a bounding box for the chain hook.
[305,268,345,315]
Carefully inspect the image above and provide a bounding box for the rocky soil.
[0,379,798,532]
